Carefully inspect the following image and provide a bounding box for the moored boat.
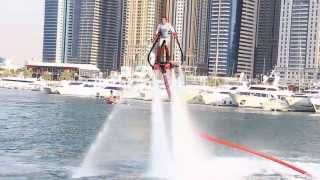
[231,84,290,110]
[0,77,39,90]
[285,93,314,112]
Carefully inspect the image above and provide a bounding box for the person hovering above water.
[153,16,177,63]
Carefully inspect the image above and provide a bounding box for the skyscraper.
[42,0,125,74]
[276,0,320,87]
[236,0,259,78]
[118,0,128,68]
[99,0,125,71]
[182,1,198,66]
[206,0,259,77]
[207,0,241,76]
[165,0,207,74]
[76,0,104,65]
[195,0,209,74]
[64,0,81,64]
[170,0,185,64]
[254,0,281,77]
[123,0,162,67]
[42,0,68,63]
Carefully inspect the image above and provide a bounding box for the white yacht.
[231,84,290,110]
[194,72,249,106]
[42,81,63,94]
[200,85,243,106]
[56,81,101,97]
[281,86,320,112]
[0,77,39,90]
[284,93,314,112]
[301,87,320,112]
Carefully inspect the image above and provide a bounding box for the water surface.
[0,88,319,179]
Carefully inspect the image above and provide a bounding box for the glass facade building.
[236,0,259,78]
[42,0,67,63]
[254,0,281,77]
[42,0,125,73]
[207,0,258,77]
[207,0,241,76]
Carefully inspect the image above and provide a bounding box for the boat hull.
[231,94,267,108]
[285,96,314,112]
[310,97,320,113]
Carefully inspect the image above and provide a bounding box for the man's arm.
[155,24,160,35]
[153,24,160,42]
[170,24,178,39]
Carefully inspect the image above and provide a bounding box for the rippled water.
[0,88,319,179]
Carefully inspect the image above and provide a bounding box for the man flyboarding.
[147,16,183,99]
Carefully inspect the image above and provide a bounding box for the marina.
[1,73,320,113]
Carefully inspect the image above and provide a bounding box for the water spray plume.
[73,108,120,178]
[170,70,211,180]
[147,77,173,179]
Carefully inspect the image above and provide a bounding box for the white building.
[173,0,185,63]
[276,0,320,87]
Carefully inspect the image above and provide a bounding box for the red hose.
[197,130,311,177]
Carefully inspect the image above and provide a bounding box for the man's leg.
[164,38,171,63]
[164,45,170,63]
[156,38,165,63]
[156,48,161,64]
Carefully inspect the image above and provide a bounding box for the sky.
[0,0,43,65]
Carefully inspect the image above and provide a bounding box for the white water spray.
[147,78,173,179]
[72,108,120,178]
[170,70,211,180]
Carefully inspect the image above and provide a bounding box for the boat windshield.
[104,86,123,91]
[1,79,34,83]
[249,87,266,90]
[266,88,277,91]
[84,84,94,88]
[69,82,83,85]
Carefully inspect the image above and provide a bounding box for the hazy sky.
[0,0,43,65]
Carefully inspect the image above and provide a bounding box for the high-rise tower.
[236,0,259,78]
[207,0,241,76]
[123,0,162,68]
[42,0,68,63]
[206,0,259,77]
[42,0,125,74]
[254,0,281,77]
[276,0,320,87]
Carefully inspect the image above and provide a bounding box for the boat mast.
[215,0,221,86]
[263,57,266,76]
[299,36,302,92]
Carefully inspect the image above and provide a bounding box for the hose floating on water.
[197,130,312,177]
